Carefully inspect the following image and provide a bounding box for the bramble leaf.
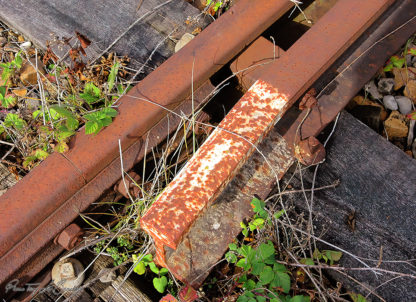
[259,265,274,284]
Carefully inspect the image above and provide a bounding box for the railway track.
[0,0,415,301]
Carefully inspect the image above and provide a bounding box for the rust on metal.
[0,82,213,286]
[166,129,295,286]
[141,80,291,250]
[299,88,318,110]
[53,223,84,250]
[115,171,141,199]
[230,36,285,90]
[0,0,294,286]
[164,0,416,286]
[141,0,394,263]
[294,136,326,166]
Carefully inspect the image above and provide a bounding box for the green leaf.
[108,62,119,92]
[312,248,322,260]
[50,105,75,119]
[300,258,315,266]
[84,82,101,97]
[273,209,285,220]
[258,241,275,260]
[153,276,168,293]
[101,107,118,117]
[80,92,100,105]
[255,296,267,302]
[229,243,237,251]
[259,266,274,284]
[14,51,23,69]
[23,155,37,169]
[391,55,405,68]
[225,251,237,263]
[270,271,291,293]
[34,149,49,160]
[251,261,265,276]
[66,117,79,131]
[323,250,342,265]
[159,267,169,276]
[243,279,256,291]
[272,263,287,273]
[383,63,394,72]
[289,296,310,302]
[148,261,160,274]
[85,121,100,134]
[349,292,367,302]
[251,197,268,219]
[408,48,416,56]
[133,261,146,275]
[0,86,6,97]
[2,95,16,108]
[55,141,69,153]
[236,258,251,271]
[4,113,25,130]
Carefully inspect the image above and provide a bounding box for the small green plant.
[0,86,16,108]
[4,113,25,130]
[383,55,405,72]
[133,253,170,293]
[106,246,129,266]
[240,197,285,237]
[226,240,309,302]
[225,198,309,302]
[0,51,23,84]
[84,107,118,134]
[349,292,367,302]
[206,0,223,12]
[312,248,342,266]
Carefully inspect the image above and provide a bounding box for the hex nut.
[54,223,83,250]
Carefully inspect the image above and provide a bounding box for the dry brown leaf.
[404,80,416,103]
[12,88,27,97]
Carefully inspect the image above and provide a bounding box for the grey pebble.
[395,96,412,115]
[377,78,395,95]
[382,95,398,111]
[365,80,382,100]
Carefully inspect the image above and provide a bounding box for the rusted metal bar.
[164,0,416,286]
[0,0,294,286]
[0,0,292,283]
[141,0,394,264]
[0,82,212,287]
[230,36,285,90]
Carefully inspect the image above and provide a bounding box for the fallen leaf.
[404,80,416,103]
[12,88,27,97]
[392,67,416,90]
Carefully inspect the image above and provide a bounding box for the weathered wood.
[281,112,416,301]
[0,163,17,196]
[82,255,152,302]
[0,0,207,69]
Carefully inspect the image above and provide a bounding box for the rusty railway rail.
[140,0,394,264]
[1,0,415,299]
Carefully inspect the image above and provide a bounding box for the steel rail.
[165,0,416,285]
[0,0,294,288]
[140,0,395,265]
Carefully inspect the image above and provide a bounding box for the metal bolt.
[299,88,318,110]
[114,171,141,199]
[53,223,83,250]
[294,136,326,166]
